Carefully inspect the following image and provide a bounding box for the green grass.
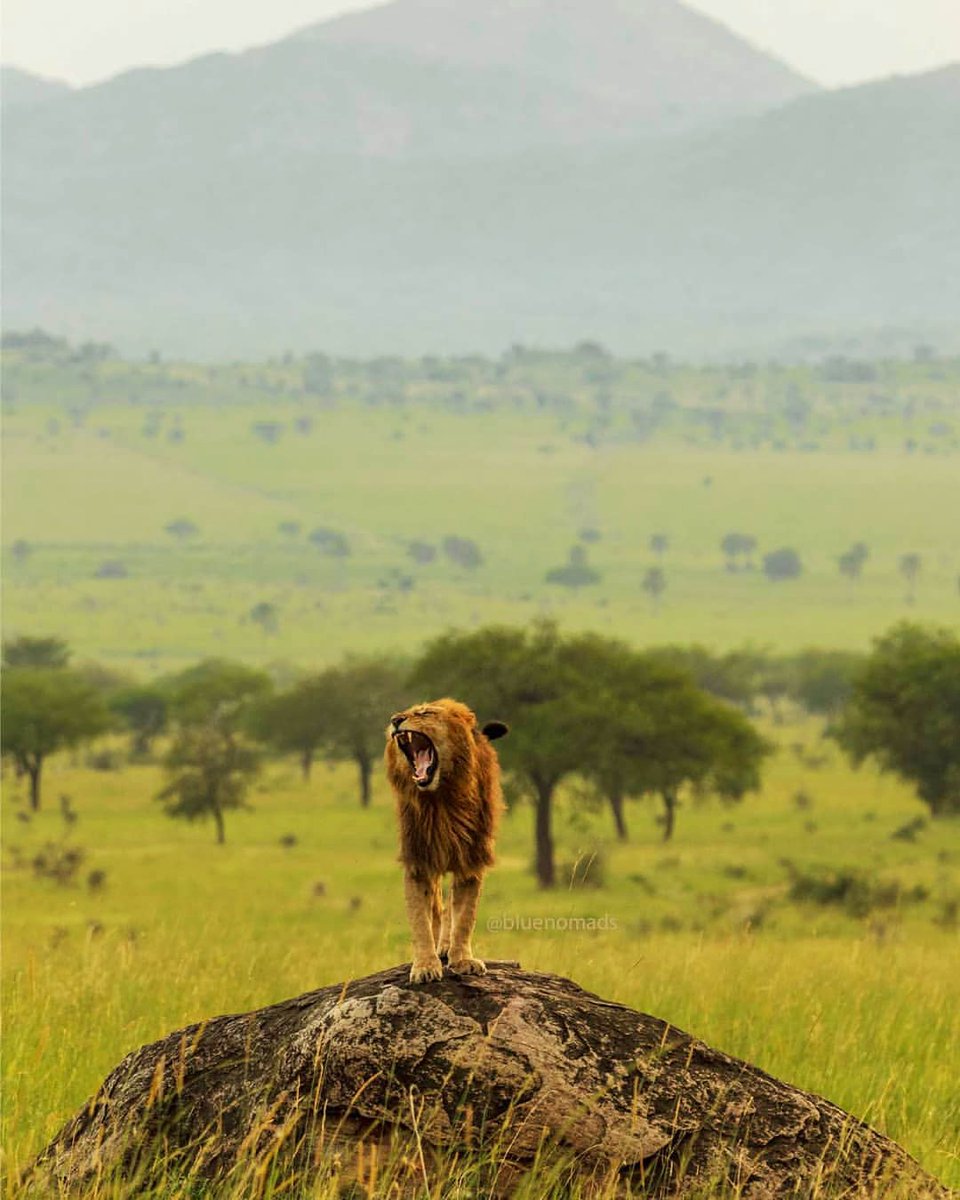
[3,359,960,671]
[3,723,959,1195]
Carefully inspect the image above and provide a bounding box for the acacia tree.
[2,635,71,668]
[1,669,110,809]
[833,622,960,817]
[110,685,169,758]
[641,567,666,612]
[249,677,334,781]
[899,553,922,604]
[312,658,409,805]
[164,659,273,729]
[575,646,770,842]
[413,622,612,887]
[157,715,260,844]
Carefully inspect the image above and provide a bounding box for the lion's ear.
[482,721,509,741]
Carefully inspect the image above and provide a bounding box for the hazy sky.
[3,0,959,90]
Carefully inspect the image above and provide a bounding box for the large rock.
[28,964,949,1198]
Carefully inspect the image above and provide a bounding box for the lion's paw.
[409,956,444,984]
[448,957,487,976]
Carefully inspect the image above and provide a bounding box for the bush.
[32,842,85,886]
[763,547,803,581]
[560,845,608,889]
[309,527,351,557]
[442,536,483,570]
[787,866,927,918]
[95,560,128,579]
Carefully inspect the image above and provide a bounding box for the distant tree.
[157,714,260,844]
[442,536,483,571]
[249,677,333,781]
[545,544,601,588]
[763,548,803,582]
[579,527,602,544]
[309,527,351,558]
[753,655,796,723]
[899,553,922,603]
[73,662,134,701]
[308,658,409,805]
[645,645,759,710]
[165,518,198,542]
[11,540,32,563]
[3,635,71,668]
[790,650,865,718]
[575,643,770,842]
[303,354,333,397]
[720,533,756,573]
[95,560,128,579]
[833,623,960,817]
[838,542,869,581]
[641,567,666,612]
[164,659,273,730]
[649,534,669,559]
[252,422,283,445]
[111,685,169,758]
[1,669,110,809]
[408,540,437,565]
[249,602,279,634]
[278,521,301,537]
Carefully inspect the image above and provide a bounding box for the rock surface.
[30,963,950,1198]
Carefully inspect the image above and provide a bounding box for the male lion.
[385,698,508,983]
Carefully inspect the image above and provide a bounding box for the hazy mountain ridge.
[296,0,817,124]
[1,65,72,109]
[2,0,957,358]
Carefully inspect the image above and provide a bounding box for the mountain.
[2,0,957,359]
[297,0,817,131]
[1,65,72,110]
[0,0,816,169]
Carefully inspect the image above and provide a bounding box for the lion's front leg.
[437,883,451,961]
[405,871,443,983]
[448,873,486,976]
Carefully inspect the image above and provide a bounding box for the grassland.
[2,720,959,1195]
[2,344,959,672]
[2,341,959,1196]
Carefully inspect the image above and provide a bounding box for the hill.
[297,0,816,130]
[0,65,72,110]
[3,56,957,359]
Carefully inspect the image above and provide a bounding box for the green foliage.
[838,542,869,581]
[641,566,666,608]
[545,544,601,588]
[0,669,110,809]
[833,622,960,817]
[252,657,408,803]
[790,650,865,717]
[157,716,261,844]
[309,527,351,557]
[110,685,169,758]
[442,536,483,571]
[164,518,198,541]
[2,635,71,668]
[413,621,770,878]
[763,547,803,582]
[163,658,273,728]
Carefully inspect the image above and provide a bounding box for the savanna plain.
[2,339,959,1196]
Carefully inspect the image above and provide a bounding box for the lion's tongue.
[413,748,433,782]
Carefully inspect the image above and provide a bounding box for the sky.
[2,0,959,90]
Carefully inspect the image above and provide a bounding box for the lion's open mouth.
[394,729,438,788]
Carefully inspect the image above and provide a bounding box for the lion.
[385,698,508,983]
